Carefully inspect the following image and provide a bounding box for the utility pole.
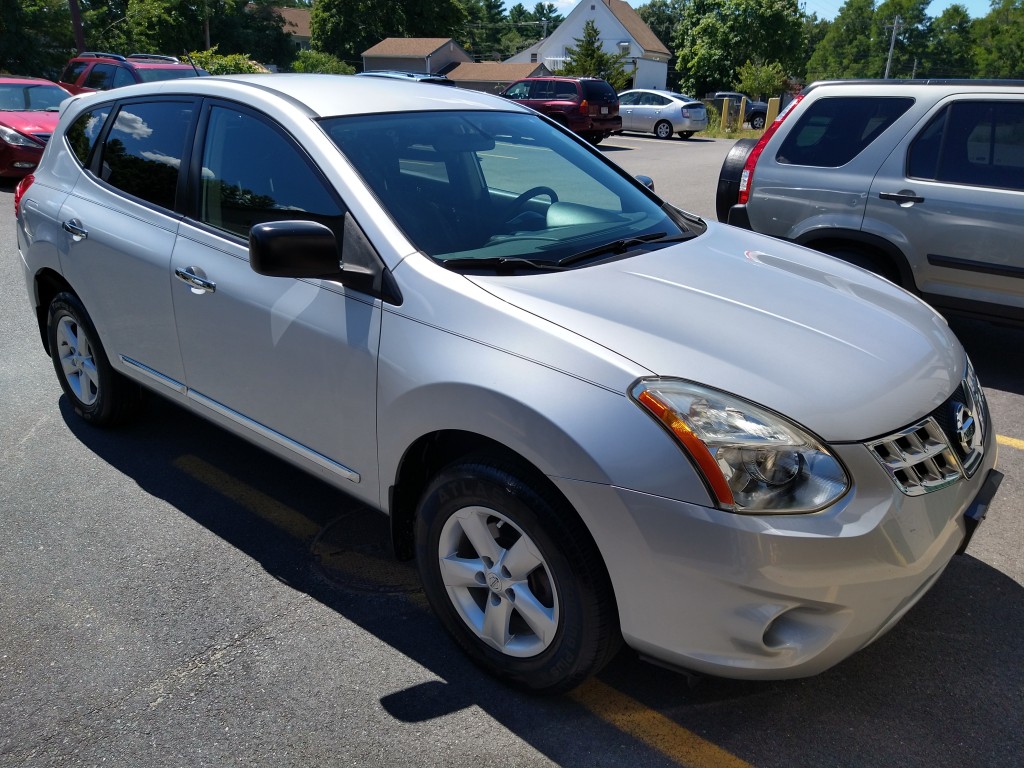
[884,15,903,79]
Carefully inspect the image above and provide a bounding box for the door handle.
[879,191,925,206]
[62,219,88,240]
[174,266,217,294]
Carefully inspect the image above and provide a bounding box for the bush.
[186,46,269,75]
[290,50,355,75]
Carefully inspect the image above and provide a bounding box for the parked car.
[617,89,708,139]
[356,70,456,86]
[499,76,621,144]
[0,76,70,178]
[720,78,1024,326]
[16,74,1001,694]
[710,90,769,129]
[58,52,207,95]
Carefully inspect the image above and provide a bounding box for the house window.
[531,53,537,63]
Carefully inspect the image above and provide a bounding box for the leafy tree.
[561,19,631,89]
[1,0,73,76]
[674,0,804,97]
[805,0,876,80]
[311,0,405,66]
[870,0,930,78]
[923,4,974,77]
[971,0,1024,78]
[735,60,788,99]
[290,49,355,73]
[800,12,831,81]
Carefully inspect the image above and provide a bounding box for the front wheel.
[47,292,141,426]
[749,113,766,130]
[677,131,694,140]
[654,120,673,139]
[415,458,619,694]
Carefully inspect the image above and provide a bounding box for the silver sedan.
[618,88,709,139]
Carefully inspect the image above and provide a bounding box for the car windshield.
[0,83,67,111]
[321,110,695,268]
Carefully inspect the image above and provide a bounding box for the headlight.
[632,378,850,514]
[0,124,44,148]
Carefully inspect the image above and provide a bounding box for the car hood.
[467,224,963,442]
[0,110,59,136]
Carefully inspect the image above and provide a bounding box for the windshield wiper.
[557,231,692,267]
[441,256,567,272]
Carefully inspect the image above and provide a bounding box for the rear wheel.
[654,120,673,140]
[415,457,619,694]
[749,113,766,130]
[47,292,141,426]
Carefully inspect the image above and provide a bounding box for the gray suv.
[721,79,1024,326]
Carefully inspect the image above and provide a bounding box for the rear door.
[865,96,1024,320]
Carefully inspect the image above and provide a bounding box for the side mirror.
[249,216,402,304]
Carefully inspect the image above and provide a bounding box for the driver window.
[199,106,345,239]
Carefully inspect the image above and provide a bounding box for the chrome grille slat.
[866,417,961,496]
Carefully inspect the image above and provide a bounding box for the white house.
[504,0,670,90]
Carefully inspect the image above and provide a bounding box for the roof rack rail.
[79,52,127,62]
[127,53,180,63]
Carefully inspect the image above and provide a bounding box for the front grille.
[866,372,989,496]
[32,133,51,144]
[866,419,961,495]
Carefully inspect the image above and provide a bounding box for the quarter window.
[66,106,112,167]
[776,97,914,167]
[908,101,1024,191]
[99,101,195,209]
[199,106,344,239]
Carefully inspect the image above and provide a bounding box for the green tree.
[735,60,788,99]
[870,0,930,78]
[674,0,804,97]
[1,0,73,75]
[800,12,831,81]
[561,19,631,89]
[805,0,876,80]
[187,45,269,74]
[923,4,974,77]
[972,0,1024,78]
[311,0,405,67]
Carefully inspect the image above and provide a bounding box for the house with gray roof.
[362,38,473,75]
[504,0,670,90]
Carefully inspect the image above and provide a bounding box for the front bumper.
[552,430,1000,680]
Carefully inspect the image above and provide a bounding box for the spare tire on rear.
[715,138,758,223]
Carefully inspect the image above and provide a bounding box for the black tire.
[47,292,142,426]
[415,457,619,694]
[823,246,902,286]
[715,137,758,223]
[749,113,767,130]
[677,131,694,140]
[585,132,604,145]
[654,120,673,140]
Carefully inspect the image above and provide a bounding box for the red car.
[0,76,70,178]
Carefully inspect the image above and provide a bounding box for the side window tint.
[200,106,344,239]
[531,80,555,99]
[84,64,116,91]
[60,61,88,86]
[100,101,194,209]
[619,92,637,106]
[932,101,1024,191]
[66,107,112,167]
[776,97,914,167]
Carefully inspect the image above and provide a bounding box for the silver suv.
[15,74,1000,693]
[721,79,1024,325]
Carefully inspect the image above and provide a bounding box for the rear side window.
[776,96,914,167]
[99,100,195,209]
[553,81,579,100]
[84,64,116,91]
[60,61,88,87]
[908,100,1024,191]
[66,107,111,166]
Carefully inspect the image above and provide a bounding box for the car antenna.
[182,52,203,76]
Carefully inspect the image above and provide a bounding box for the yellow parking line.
[997,434,1024,451]
[174,455,321,542]
[569,678,754,768]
